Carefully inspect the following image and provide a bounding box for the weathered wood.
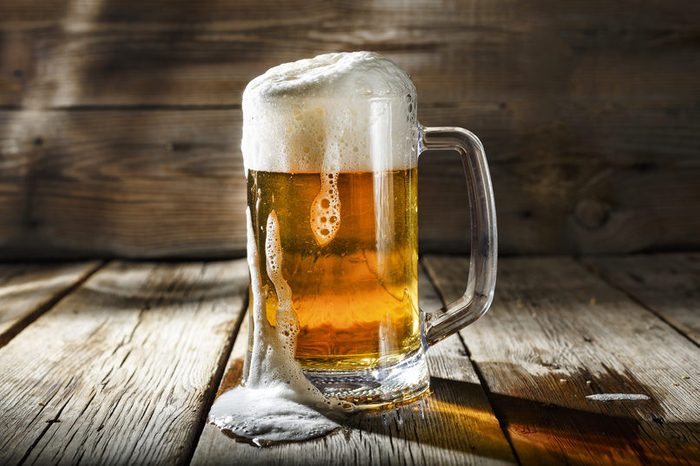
[0,109,246,258]
[1,0,699,257]
[1,108,698,258]
[190,264,517,466]
[0,261,101,345]
[1,0,698,106]
[424,255,700,465]
[0,259,248,465]
[584,253,700,345]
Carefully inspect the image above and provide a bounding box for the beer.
[212,51,494,441]
[247,167,419,371]
[239,51,432,407]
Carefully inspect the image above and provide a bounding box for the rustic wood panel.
[584,253,700,344]
[190,264,517,466]
[1,0,699,257]
[0,261,100,345]
[1,107,698,258]
[424,255,700,465]
[1,0,698,107]
[0,259,248,465]
[0,109,245,258]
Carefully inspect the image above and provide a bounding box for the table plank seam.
[0,260,106,349]
[183,284,250,466]
[577,257,700,348]
[455,331,525,466]
[420,256,524,466]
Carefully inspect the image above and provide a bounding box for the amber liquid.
[247,168,419,371]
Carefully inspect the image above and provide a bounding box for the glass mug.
[242,52,497,408]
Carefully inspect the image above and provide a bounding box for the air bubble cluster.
[310,173,341,246]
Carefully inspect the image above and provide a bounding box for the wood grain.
[1,0,699,256]
[584,253,700,345]
[0,109,245,258]
[190,264,517,466]
[424,255,700,465]
[0,259,248,465]
[0,261,101,345]
[1,107,698,258]
[1,0,698,106]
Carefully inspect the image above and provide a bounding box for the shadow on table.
[343,377,516,463]
[210,315,698,465]
[349,375,699,465]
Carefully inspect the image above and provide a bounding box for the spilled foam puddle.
[208,209,353,446]
[209,386,344,446]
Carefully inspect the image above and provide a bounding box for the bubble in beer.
[310,172,341,247]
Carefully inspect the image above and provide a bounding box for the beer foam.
[209,209,353,445]
[242,51,418,173]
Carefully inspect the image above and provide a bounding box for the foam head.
[242,52,418,173]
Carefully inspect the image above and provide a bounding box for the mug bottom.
[303,349,430,409]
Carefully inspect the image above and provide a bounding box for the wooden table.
[1,254,698,465]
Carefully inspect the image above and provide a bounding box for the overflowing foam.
[209,209,353,445]
[241,51,418,173]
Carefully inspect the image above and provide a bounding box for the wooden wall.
[0,0,698,258]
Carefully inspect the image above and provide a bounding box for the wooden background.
[0,0,698,258]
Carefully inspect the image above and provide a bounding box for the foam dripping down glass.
[209,51,497,445]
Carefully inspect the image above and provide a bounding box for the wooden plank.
[0,259,248,465]
[2,0,699,29]
[1,0,698,106]
[190,263,517,466]
[0,261,101,345]
[583,253,700,345]
[0,0,330,28]
[1,107,698,258]
[0,109,246,258]
[419,151,700,255]
[424,255,700,465]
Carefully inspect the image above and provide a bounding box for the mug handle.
[419,126,498,345]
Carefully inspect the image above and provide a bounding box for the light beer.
[247,167,419,371]
[240,51,431,406]
[212,51,494,439]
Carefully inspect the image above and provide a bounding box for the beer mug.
[242,52,497,408]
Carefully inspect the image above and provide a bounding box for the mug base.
[304,349,430,409]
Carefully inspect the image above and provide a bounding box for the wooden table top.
[0,254,698,465]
